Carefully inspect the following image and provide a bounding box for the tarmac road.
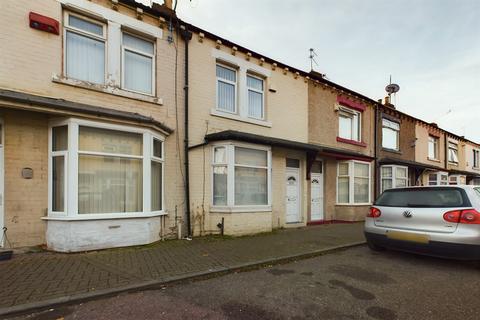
[8,245,480,320]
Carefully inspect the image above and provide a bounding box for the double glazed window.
[428,136,439,160]
[64,12,156,95]
[448,142,459,164]
[382,119,400,150]
[50,120,164,216]
[216,63,266,120]
[65,13,106,84]
[337,161,370,204]
[338,107,360,142]
[428,172,448,186]
[212,145,270,207]
[380,165,408,193]
[122,33,155,95]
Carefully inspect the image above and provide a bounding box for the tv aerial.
[309,48,318,71]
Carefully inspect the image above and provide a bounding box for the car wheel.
[366,239,385,252]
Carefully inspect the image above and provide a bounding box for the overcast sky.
[153,0,480,141]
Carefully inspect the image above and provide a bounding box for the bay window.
[338,107,360,141]
[212,144,271,208]
[122,33,155,95]
[337,161,371,204]
[382,119,400,150]
[381,165,408,193]
[49,119,165,217]
[428,172,448,186]
[247,74,264,119]
[64,12,106,84]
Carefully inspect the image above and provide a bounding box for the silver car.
[364,185,480,260]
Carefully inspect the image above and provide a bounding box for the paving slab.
[0,223,365,317]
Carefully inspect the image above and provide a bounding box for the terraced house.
[1,0,479,252]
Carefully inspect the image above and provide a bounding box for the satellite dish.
[385,83,400,94]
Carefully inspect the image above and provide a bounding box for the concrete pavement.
[0,223,365,317]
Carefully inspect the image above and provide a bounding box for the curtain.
[337,177,349,203]
[124,50,152,94]
[52,156,64,212]
[247,76,263,118]
[354,163,369,203]
[234,167,267,205]
[66,31,105,84]
[213,166,228,205]
[339,114,352,140]
[151,161,162,211]
[79,126,142,155]
[235,147,267,166]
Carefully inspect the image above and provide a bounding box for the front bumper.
[364,232,480,260]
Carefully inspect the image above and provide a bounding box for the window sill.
[335,203,372,206]
[427,157,441,163]
[52,74,163,105]
[448,162,459,166]
[210,206,272,213]
[336,137,367,147]
[43,211,167,221]
[210,109,272,127]
[381,148,401,154]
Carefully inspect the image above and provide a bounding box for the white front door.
[285,168,300,223]
[0,121,4,247]
[311,173,324,221]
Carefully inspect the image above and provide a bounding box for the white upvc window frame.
[211,142,272,211]
[216,63,238,114]
[380,165,408,193]
[48,118,166,220]
[246,73,265,120]
[150,135,165,213]
[473,149,480,169]
[48,121,70,217]
[449,174,466,185]
[448,141,459,164]
[336,160,371,205]
[428,171,448,186]
[121,31,156,96]
[338,106,361,142]
[381,118,400,151]
[63,11,107,84]
[428,135,439,160]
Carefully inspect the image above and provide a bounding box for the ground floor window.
[428,171,448,186]
[337,160,371,204]
[212,144,271,208]
[49,118,164,217]
[380,165,408,192]
[449,174,466,185]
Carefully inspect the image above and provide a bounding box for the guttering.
[180,26,193,239]
[0,89,174,134]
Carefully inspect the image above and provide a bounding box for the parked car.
[364,186,480,260]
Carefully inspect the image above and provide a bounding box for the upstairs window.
[338,107,360,142]
[473,149,480,168]
[216,64,237,113]
[122,33,155,95]
[448,142,459,164]
[247,74,264,119]
[428,135,439,160]
[382,119,400,150]
[64,13,106,84]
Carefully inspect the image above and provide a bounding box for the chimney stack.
[383,96,395,109]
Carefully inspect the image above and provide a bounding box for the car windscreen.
[375,188,471,208]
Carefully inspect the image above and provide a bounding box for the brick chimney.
[383,96,395,109]
[164,0,172,9]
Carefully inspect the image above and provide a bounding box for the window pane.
[337,177,349,203]
[52,156,64,212]
[286,158,300,168]
[123,33,154,54]
[339,115,352,139]
[216,65,236,82]
[79,126,143,156]
[235,147,267,167]
[382,127,398,150]
[151,161,162,211]
[213,166,227,205]
[338,162,349,175]
[396,167,407,178]
[381,166,392,178]
[214,147,226,163]
[69,15,103,36]
[66,31,105,84]
[217,81,235,112]
[311,161,322,173]
[52,126,68,151]
[382,178,392,192]
[396,179,407,188]
[352,113,359,141]
[124,50,153,94]
[234,167,267,205]
[247,75,263,90]
[354,177,369,203]
[354,163,369,177]
[153,138,162,158]
[78,155,142,214]
[248,90,263,118]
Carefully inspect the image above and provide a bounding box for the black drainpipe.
[180,26,193,238]
[373,103,379,199]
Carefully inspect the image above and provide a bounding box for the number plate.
[387,231,430,244]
